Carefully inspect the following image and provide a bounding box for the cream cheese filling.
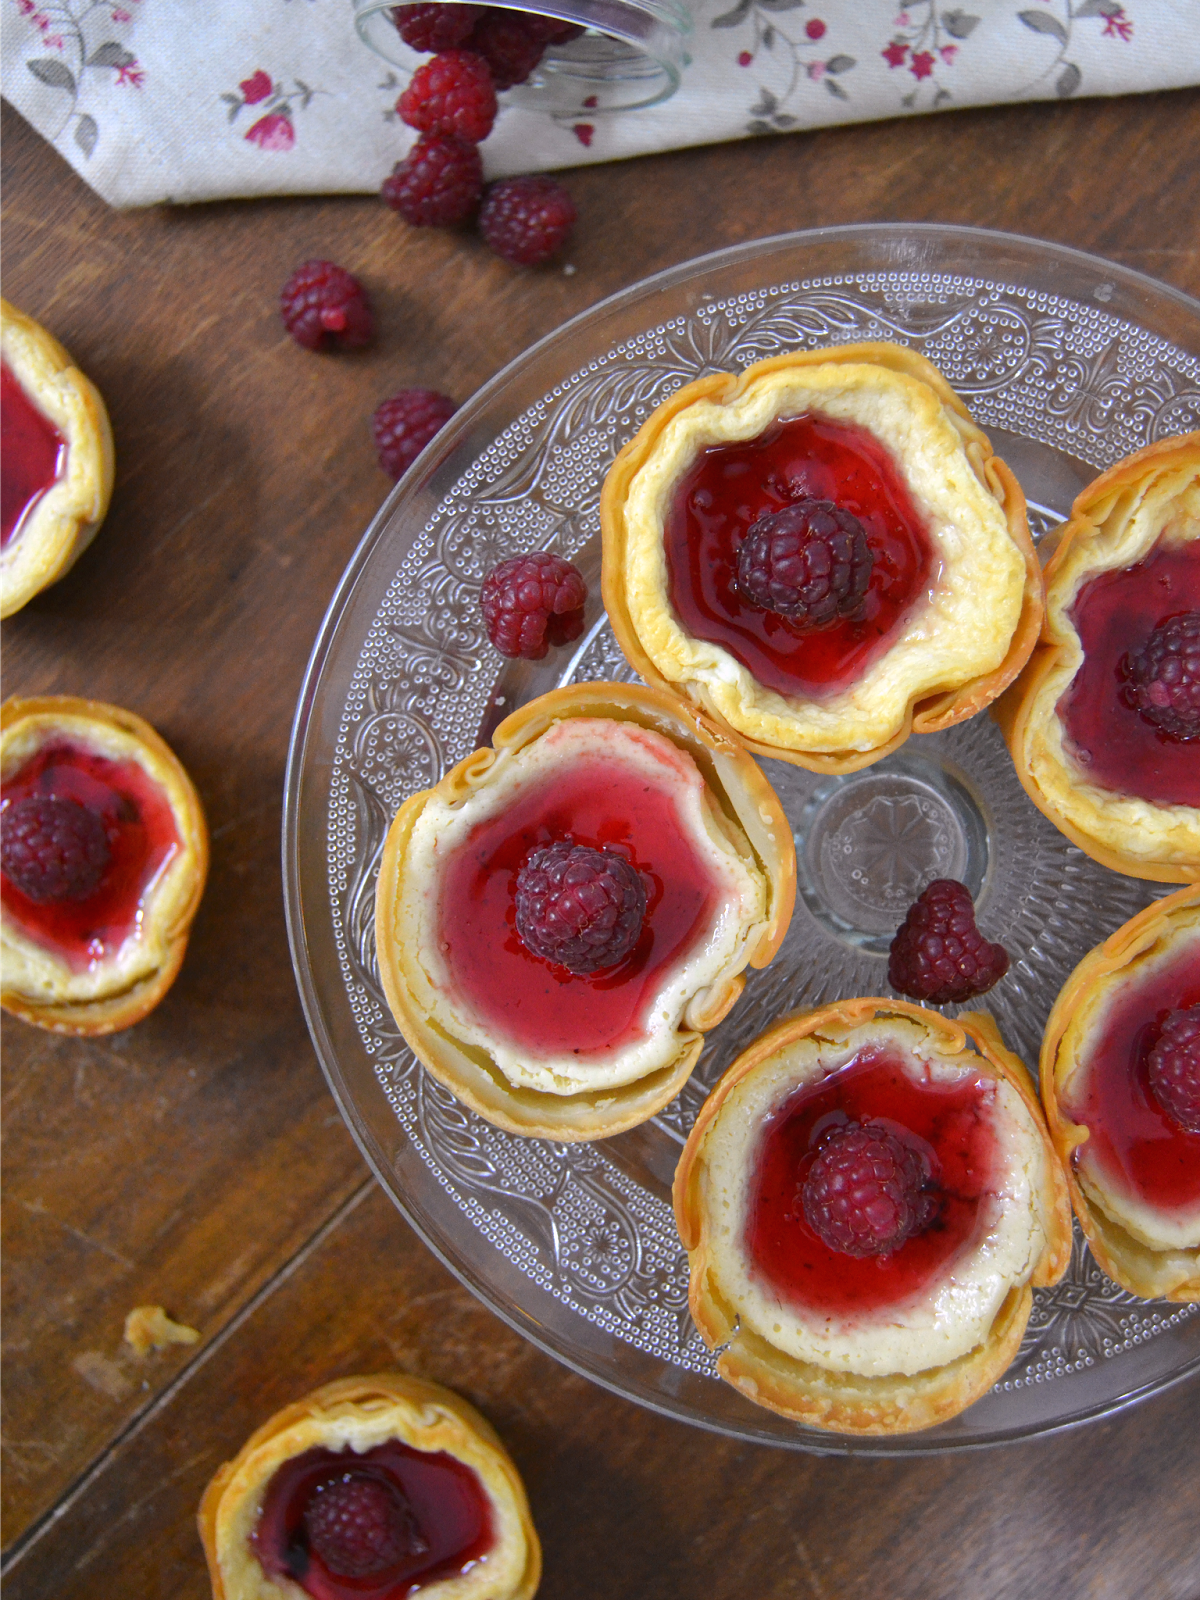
[702,1019,1049,1378]
[401,717,766,1097]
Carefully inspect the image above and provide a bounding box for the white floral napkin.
[2,0,1197,207]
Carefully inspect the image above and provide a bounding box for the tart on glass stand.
[1,299,114,619]
[996,433,1200,882]
[199,1372,540,1600]
[674,998,1071,1435]
[374,681,795,1141]
[601,342,1041,774]
[0,695,208,1034]
[1041,886,1200,1302]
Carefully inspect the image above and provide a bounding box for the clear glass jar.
[353,0,691,117]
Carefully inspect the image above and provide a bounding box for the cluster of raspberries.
[382,4,579,265]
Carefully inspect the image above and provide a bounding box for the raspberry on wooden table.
[515,841,646,973]
[1,794,111,904]
[397,50,498,143]
[801,1120,935,1258]
[381,133,483,227]
[1120,611,1200,741]
[1148,1005,1200,1133]
[466,8,547,88]
[279,260,373,352]
[479,174,576,265]
[888,879,1009,1005]
[736,499,873,627]
[480,551,587,658]
[390,2,482,52]
[372,389,457,480]
[304,1471,425,1579]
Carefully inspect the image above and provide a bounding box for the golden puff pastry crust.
[1,299,114,620]
[1040,886,1200,1302]
[0,696,208,1034]
[996,433,1200,881]
[602,343,1041,774]
[199,1372,541,1600]
[374,681,795,1142]
[674,998,1071,1436]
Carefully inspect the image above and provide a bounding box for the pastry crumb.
[123,1304,200,1356]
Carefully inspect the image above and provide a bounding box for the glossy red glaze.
[253,1442,494,1600]
[439,750,721,1058]
[0,741,179,971]
[1,361,65,549]
[746,1047,999,1317]
[1064,938,1200,1213]
[1059,543,1200,806]
[664,413,936,700]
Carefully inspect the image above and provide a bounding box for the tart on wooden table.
[1,298,114,619]
[374,681,795,1141]
[199,1373,540,1600]
[601,342,1041,773]
[0,695,208,1034]
[996,433,1200,881]
[1040,886,1200,1302]
[674,998,1071,1435]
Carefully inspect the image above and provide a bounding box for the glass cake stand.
[284,225,1200,1455]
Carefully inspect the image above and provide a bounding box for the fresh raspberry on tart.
[1,299,114,620]
[198,1373,540,1600]
[0,695,208,1036]
[601,342,1041,774]
[373,682,795,1140]
[674,999,1071,1436]
[1147,1005,1200,1133]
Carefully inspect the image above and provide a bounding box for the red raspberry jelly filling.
[0,741,179,971]
[1,361,66,549]
[746,1047,998,1317]
[438,754,721,1059]
[664,413,935,700]
[253,1442,493,1600]
[1062,941,1200,1215]
[1058,542,1200,806]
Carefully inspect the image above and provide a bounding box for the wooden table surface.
[3,86,1200,1599]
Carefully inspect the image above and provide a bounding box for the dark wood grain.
[2,80,1199,1589]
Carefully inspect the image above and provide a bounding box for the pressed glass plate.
[284,225,1200,1454]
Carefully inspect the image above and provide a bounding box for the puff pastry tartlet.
[1,298,114,619]
[374,682,795,1141]
[199,1372,540,1600]
[674,998,1071,1435]
[1040,886,1200,1302]
[997,433,1200,881]
[0,695,208,1034]
[602,343,1041,773]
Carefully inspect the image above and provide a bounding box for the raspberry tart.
[997,433,1200,881]
[1,695,208,1034]
[1040,886,1200,1301]
[674,998,1071,1434]
[602,343,1041,773]
[1,299,114,619]
[199,1373,540,1600]
[374,682,795,1140]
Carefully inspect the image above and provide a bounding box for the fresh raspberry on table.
[735,499,873,627]
[304,1472,425,1579]
[372,389,457,480]
[1,794,111,904]
[1147,1005,1200,1133]
[381,133,483,227]
[480,550,587,657]
[390,2,482,52]
[888,879,1009,1005]
[479,174,576,265]
[515,841,646,974]
[801,1120,935,1258]
[279,260,373,352]
[466,8,547,88]
[397,50,497,143]
[1120,611,1200,741]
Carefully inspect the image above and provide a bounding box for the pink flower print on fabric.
[245,112,294,150]
[239,69,272,104]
